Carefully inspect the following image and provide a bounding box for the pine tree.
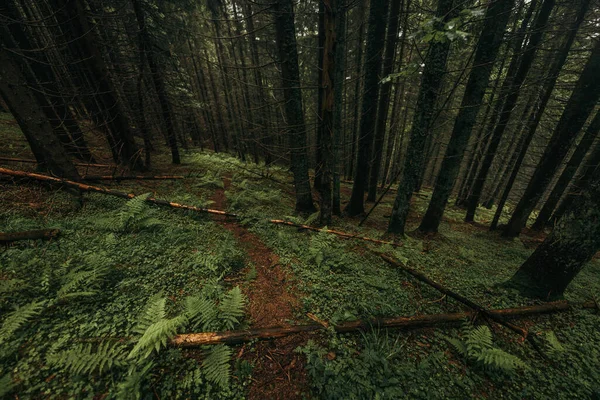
[418,0,516,233]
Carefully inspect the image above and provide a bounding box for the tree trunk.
[418,0,516,233]
[387,0,454,234]
[0,53,80,180]
[507,163,600,298]
[344,0,388,216]
[273,0,316,213]
[132,0,180,164]
[332,0,347,216]
[503,37,600,237]
[531,110,600,231]
[317,0,336,225]
[465,0,553,222]
[367,0,403,202]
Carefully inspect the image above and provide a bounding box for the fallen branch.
[171,301,597,347]
[81,175,184,181]
[0,229,60,244]
[269,219,401,247]
[0,167,399,247]
[380,253,529,337]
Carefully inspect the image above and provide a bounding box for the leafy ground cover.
[1,120,599,398]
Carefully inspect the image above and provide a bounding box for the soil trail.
[211,178,309,400]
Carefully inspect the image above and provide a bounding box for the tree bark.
[418,0,516,233]
[388,0,454,234]
[367,0,403,202]
[332,0,347,216]
[273,0,316,213]
[0,53,80,180]
[465,0,553,222]
[317,0,336,225]
[344,0,388,216]
[132,0,180,164]
[507,161,600,298]
[503,37,600,237]
[531,109,600,231]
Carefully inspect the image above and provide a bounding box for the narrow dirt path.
[211,178,310,400]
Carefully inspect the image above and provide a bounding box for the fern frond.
[0,279,26,294]
[202,344,232,388]
[476,348,527,372]
[465,325,493,356]
[47,341,127,375]
[0,300,45,344]
[218,286,245,330]
[119,193,151,229]
[0,373,14,397]
[115,362,154,400]
[133,295,166,336]
[544,331,565,356]
[128,316,187,360]
[185,296,218,331]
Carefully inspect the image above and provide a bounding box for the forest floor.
[1,112,599,399]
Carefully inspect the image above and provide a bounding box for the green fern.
[185,295,218,331]
[202,344,232,388]
[47,341,127,375]
[0,279,26,294]
[218,286,245,330]
[133,295,167,336]
[0,373,14,397]
[128,316,187,360]
[543,331,565,357]
[0,300,45,344]
[446,323,527,373]
[115,362,154,400]
[96,193,161,233]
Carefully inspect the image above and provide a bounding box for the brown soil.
[211,178,310,400]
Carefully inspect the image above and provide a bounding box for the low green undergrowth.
[0,193,250,399]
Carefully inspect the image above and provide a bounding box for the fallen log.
[0,167,237,218]
[0,157,115,168]
[380,253,529,337]
[0,167,399,247]
[171,301,597,347]
[0,229,60,244]
[80,175,184,181]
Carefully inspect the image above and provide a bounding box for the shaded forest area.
[1,0,600,398]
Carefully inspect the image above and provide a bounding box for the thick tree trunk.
[273,0,316,213]
[418,0,515,233]
[387,0,454,234]
[317,0,336,225]
[0,53,80,180]
[344,0,388,216]
[367,0,403,202]
[465,0,553,222]
[503,37,600,237]
[507,164,600,298]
